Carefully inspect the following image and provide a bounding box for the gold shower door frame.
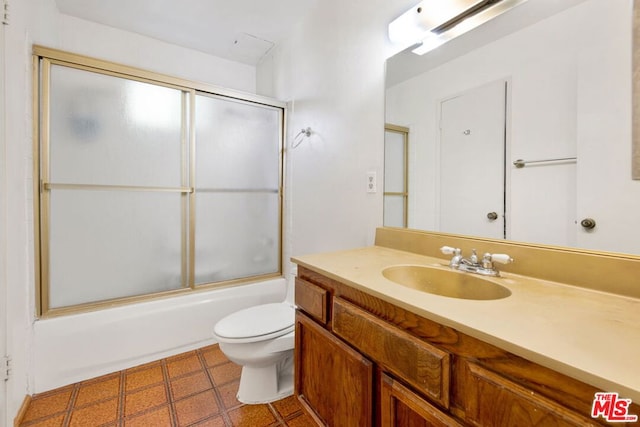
[33,46,285,317]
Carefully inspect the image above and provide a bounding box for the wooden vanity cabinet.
[294,266,637,426]
[295,311,373,426]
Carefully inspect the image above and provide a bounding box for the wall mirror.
[385,0,640,256]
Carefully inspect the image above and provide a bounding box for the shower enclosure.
[35,46,284,315]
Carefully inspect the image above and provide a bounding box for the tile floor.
[19,344,314,426]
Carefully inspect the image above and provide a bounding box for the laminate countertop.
[292,245,640,403]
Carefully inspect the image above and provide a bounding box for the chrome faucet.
[440,246,513,277]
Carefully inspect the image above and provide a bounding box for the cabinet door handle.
[487,212,499,221]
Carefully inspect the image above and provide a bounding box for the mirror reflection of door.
[384,124,409,227]
[439,80,507,239]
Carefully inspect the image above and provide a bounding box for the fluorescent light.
[411,34,450,55]
[388,2,429,44]
[389,0,486,45]
[389,0,530,55]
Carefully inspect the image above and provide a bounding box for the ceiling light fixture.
[389,0,529,55]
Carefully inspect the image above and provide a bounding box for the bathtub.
[32,277,287,393]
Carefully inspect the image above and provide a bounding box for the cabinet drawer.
[295,277,328,324]
[465,362,599,427]
[332,298,450,408]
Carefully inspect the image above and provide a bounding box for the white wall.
[5,0,39,421]
[0,12,8,427]
[385,0,640,253]
[48,14,256,93]
[258,0,403,277]
[3,0,260,421]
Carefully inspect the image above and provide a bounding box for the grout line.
[61,383,80,426]
[268,402,286,425]
[117,370,125,424]
[161,358,179,427]
[199,349,233,427]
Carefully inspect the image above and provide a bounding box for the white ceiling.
[55,0,318,65]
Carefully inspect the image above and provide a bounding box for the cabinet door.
[466,363,600,427]
[381,374,463,427]
[295,311,374,426]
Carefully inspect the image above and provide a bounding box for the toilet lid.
[214,303,295,340]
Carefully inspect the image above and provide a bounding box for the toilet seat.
[214,302,294,344]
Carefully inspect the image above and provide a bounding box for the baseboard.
[13,395,31,427]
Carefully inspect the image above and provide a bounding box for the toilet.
[213,302,295,404]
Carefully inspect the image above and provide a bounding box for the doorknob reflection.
[580,218,596,230]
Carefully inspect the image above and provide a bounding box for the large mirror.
[385,0,640,256]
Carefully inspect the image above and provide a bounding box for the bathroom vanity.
[291,228,640,426]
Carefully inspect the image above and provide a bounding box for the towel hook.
[292,127,312,148]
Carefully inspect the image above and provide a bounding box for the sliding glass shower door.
[46,65,187,308]
[36,48,284,315]
[194,95,282,285]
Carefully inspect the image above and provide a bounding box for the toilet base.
[237,353,294,404]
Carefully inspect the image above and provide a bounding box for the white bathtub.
[32,277,287,393]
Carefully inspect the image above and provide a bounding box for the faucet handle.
[470,249,478,263]
[440,246,459,255]
[489,254,513,264]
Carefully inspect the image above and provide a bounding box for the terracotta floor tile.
[68,397,119,426]
[174,390,220,426]
[124,405,173,427]
[285,412,317,427]
[22,389,73,423]
[198,344,219,352]
[227,404,277,427]
[216,380,242,410]
[75,375,121,407]
[191,415,228,426]
[166,350,197,362]
[82,371,121,386]
[22,414,66,427]
[171,370,213,401]
[19,345,299,427]
[208,362,242,386]
[125,364,164,392]
[167,353,204,379]
[127,359,162,372]
[201,346,229,367]
[270,395,301,419]
[124,383,168,417]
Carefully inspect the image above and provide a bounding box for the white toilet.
[213,301,295,404]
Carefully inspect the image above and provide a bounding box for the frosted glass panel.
[195,193,280,284]
[384,195,406,227]
[195,95,280,189]
[384,130,406,193]
[49,190,183,308]
[49,65,184,187]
